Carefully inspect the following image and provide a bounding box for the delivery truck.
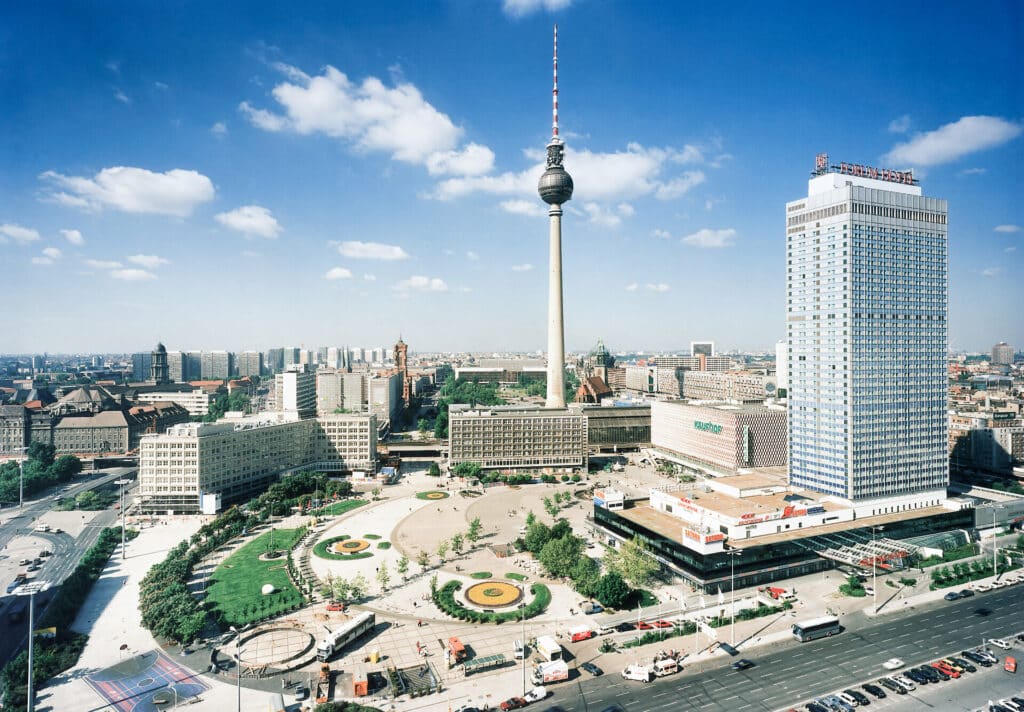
[531,660,569,686]
[569,625,594,643]
[621,664,652,682]
[535,635,562,662]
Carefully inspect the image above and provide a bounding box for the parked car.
[636,621,654,630]
[844,689,870,705]
[891,674,916,691]
[976,648,1000,663]
[614,622,635,632]
[944,591,961,601]
[877,677,906,694]
[931,661,959,678]
[958,589,974,598]
[524,687,548,703]
[652,619,673,628]
[580,662,603,676]
[500,697,528,711]
[989,638,1012,650]
[961,650,992,666]
[836,690,860,708]
[806,703,829,712]
[862,683,886,699]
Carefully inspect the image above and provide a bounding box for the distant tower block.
[393,336,411,404]
[151,342,170,385]
[538,25,574,409]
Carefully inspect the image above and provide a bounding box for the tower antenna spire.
[552,24,559,139]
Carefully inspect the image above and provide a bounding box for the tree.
[453,462,481,480]
[542,496,559,519]
[418,418,430,435]
[430,573,439,597]
[27,441,56,467]
[570,556,602,597]
[523,521,552,554]
[427,462,441,477]
[371,486,382,500]
[525,511,537,527]
[595,572,630,609]
[549,518,572,541]
[376,563,390,592]
[417,550,430,573]
[397,554,410,581]
[75,490,102,510]
[332,577,350,602]
[539,535,584,578]
[436,538,450,562]
[604,536,659,589]
[466,517,483,547]
[348,575,369,601]
[451,533,464,556]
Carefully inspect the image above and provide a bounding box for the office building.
[787,155,948,503]
[342,372,367,412]
[681,371,776,402]
[200,350,232,380]
[265,348,285,374]
[138,412,377,512]
[136,388,213,418]
[691,342,715,357]
[650,355,732,372]
[132,351,153,381]
[316,369,344,415]
[992,342,1014,365]
[186,352,202,382]
[167,351,187,382]
[236,351,263,378]
[326,347,342,369]
[651,400,788,472]
[448,404,587,470]
[275,367,316,419]
[775,340,788,394]
[368,373,402,426]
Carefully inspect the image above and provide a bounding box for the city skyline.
[2,2,1022,354]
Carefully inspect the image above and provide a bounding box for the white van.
[513,639,525,659]
[652,658,678,676]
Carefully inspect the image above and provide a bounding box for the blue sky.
[2,1,1021,355]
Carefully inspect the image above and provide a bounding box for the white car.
[523,687,548,703]
[892,674,916,691]
[836,691,860,707]
[883,657,904,670]
[976,648,999,663]
[988,638,1012,650]
[998,699,1022,712]
[975,583,993,592]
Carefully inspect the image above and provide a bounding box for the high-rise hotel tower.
[786,155,948,505]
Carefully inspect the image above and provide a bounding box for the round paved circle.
[420,491,449,500]
[465,581,523,607]
[329,539,370,554]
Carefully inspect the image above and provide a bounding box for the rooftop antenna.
[552,24,560,140]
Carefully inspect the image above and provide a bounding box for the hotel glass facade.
[786,167,948,501]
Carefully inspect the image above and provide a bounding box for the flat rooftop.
[616,499,955,549]
[712,469,789,490]
[659,486,842,520]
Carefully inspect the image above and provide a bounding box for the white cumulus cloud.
[425,143,495,176]
[324,267,354,280]
[1006,246,1017,253]
[215,205,282,238]
[994,224,1020,233]
[651,229,671,240]
[211,122,228,136]
[31,257,54,266]
[110,268,156,281]
[127,254,169,269]
[511,263,534,272]
[502,0,572,17]
[466,251,479,261]
[500,200,546,217]
[42,247,61,260]
[85,259,123,270]
[888,115,912,133]
[395,275,448,292]
[0,223,41,243]
[981,267,1001,277]
[40,166,215,216]
[617,203,635,217]
[625,283,639,292]
[682,228,736,248]
[338,241,410,260]
[646,283,670,293]
[583,202,621,228]
[363,273,376,281]
[883,116,1023,167]
[60,229,84,245]
[240,64,489,177]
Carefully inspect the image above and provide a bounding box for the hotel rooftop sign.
[813,153,916,185]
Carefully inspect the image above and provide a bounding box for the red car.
[931,661,960,678]
[652,620,673,629]
[636,621,654,630]
[326,602,346,612]
[500,697,528,710]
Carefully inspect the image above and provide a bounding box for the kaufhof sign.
[838,161,914,185]
[693,420,723,434]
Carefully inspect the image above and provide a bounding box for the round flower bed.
[416,491,449,500]
[465,581,523,607]
[314,535,374,561]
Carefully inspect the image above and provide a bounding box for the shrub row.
[314,536,375,560]
[432,580,550,624]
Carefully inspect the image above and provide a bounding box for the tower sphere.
[538,165,574,205]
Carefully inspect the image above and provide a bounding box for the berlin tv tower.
[538,25,574,409]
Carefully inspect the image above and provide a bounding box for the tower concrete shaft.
[546,204,566,408]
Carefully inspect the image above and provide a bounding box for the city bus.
[792,615,841,642]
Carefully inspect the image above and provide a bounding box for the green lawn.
[206,528,305,627]
[316,499,367,516]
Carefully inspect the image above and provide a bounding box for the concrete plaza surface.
[28,462,1020,712]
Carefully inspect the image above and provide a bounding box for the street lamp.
[518,594,527,696]
[871,525,883,615]
[727,550,742,646]
[229,626,241,712]
[3,446,29,510]
[14,581,50,712]
[115,479,131,559]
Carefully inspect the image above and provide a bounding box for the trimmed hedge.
[432,580,550,623]
[376,542,391,550]
[505,572,528,582]
[364,534,382,540]
[470,571,493,579]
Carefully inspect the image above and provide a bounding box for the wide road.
[543,585,1024,712]
[0,467,134,669]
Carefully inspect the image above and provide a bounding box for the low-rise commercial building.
[136,388,212,418]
